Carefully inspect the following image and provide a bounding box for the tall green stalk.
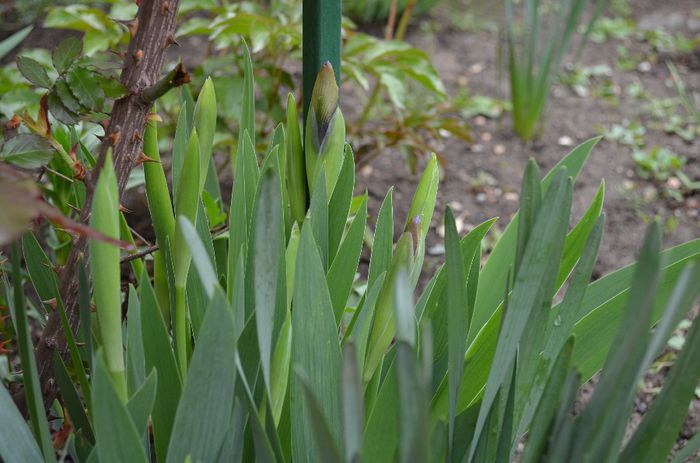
[90,152,127,402]
[505,0,609,141]
[173,132,201,377]
[143,110,176,322]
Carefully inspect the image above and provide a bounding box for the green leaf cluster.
[2,47,700,463]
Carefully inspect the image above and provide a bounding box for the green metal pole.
[303,0,342,120]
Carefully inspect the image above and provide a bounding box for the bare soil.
[354,0,699,279]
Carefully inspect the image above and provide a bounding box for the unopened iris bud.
[305,62,346,197]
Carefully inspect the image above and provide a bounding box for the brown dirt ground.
[353,0,699,278]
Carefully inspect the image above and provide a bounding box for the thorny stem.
[14,0,184,415]
[140,62,191,103]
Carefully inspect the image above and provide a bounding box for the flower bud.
[305,62,346,196]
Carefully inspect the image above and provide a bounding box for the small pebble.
[622,180,636,191]
[469,63,484,74]
[637,61,652,73]
[558,135,574,146]
[494,144,506,155]
[481,132,492,142]
[454,216,465,233]
[448,200,463,211]
[643,186,657,201]
[666,176,681,189]
[503,192,519,202]
[458,76,469,87]
[471,144,484,153]
[474,116,487,127]
[428,244,445,256]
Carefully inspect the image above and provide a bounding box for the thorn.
[111,18,138,38]
[67,203,81,214]
[119,204,133,214]
[109,49,126,60]
[0,339,11,355]
[145,113,163,123]
[39,94,51,137]
[160,0,170,14]
[73,162,86,181]
[170,62,191,86]
[108,130,121,146]
[131,130,142,143]
[133,152,159,165]
[43,298,58,311]
[133,49,144,65]
[164,34,180,48]
[5,114,20,130]
[128,18,138,38]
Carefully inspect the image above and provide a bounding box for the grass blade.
[468,169,572,461]
[368,188,394,289]
[670,432,700,463]
[515,159,541,274]
[394,270,428,463]
[296,368,346,463]
[234,357,278,463]
[310,170,329,269]
[444,207,469,456]
[166,291,237,463]
[287,93,307,225]
[328,149,355,261]
[53,352,94,445]
[291,225,343,462]
[23,233,91,405]
[251,165,285,397]
[572,223,662,462]
[9,242,55,462]
[364,232,413,383]
[342,342,364,463]
[0,382,43,462]
[126,286,145,394]
[327,197,367,322]
[521,338,575,463]
[93,351,148,463]
[139,271,181,463]
[127,370,158,439]
[473,137,599,341]
[620,261,700,463]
